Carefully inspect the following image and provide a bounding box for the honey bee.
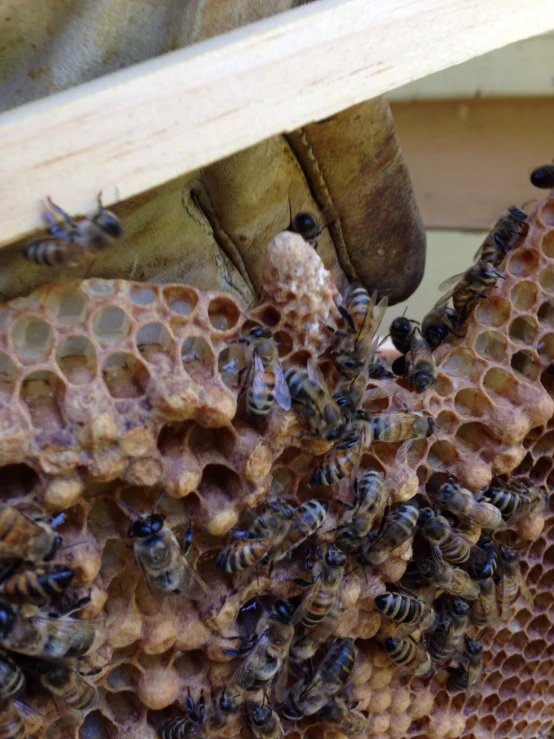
[24,194,123,267]
[227,599,295,696]
[0,652,24,699]
[287,211,322,248]
[496,544,533,620]
[240,326,291,420]
[428,597,470,663]
[36,661,97,712]
[421,305,460,350]
[473,206,529,267]
[314,697,367,736]
[0,698,27,739]
[290,593,341,664]
[283,638,356,719]
[389,313,420,356]
[467,533,497,580]
[159,687,239,739]
[430,550,480,601]
[285,361,343,441]
[216,499,294,573]
[470,576,499,631]
[332,286,388,379]
[446,634,483,692]
[271,499,328,562]
[292,544,346,633]
[335,469,391,552]
[420,511,473,565]
[122,500,206,598]
[436,260,503,323]
[245,703,284,739]
[436,481,504,530]
[400,558,436,591]
[310,412,372,486]
[371,409,434,443]
[0,600,97,659]
[383,637,433,677]
[0,505,61,563]
[405,338,436,393]
[481,480,547,525]
[531,165,554,189]
[359,500,419,567]
[0,564,74,602]
[374,591,438,638]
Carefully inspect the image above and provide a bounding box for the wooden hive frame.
[0,0,554,247]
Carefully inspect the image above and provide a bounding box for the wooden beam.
[390,97,554,230]
[1,0,554,247]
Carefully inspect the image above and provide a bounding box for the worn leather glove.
[0,0,425,306]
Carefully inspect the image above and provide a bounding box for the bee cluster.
[0,187,553,737]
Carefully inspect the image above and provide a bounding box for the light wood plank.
[391,97,554,230]
[1,0,554,247]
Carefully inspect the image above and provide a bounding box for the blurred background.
[382,30,554,327]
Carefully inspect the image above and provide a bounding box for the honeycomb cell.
[538,299,554,328]
[274,330,294,357]
[164,285,198,315]
[130,285,157,306]
[102,352,150,398]
[93,305,131,345]
[441,348,478,378]
[474,329,507,362]
[11,316,53,361]
[56,335,97,385]
[207,297,240,331]
[181,336,214,380]
[509,315,539,345]
[456,421,498,451]
[106,690,144,725]
[433,374,454,397]
[533,429,554,454]
[475,295,511,327]
[454,387,490,417]
[136,323,174,364]
[529,614,551,639]
[509,248,540,278]
[260,306,281,327]
[482,694,500,712]
[511,281,538,311]
[80,709,118,739]
[271,467,296,493]
[20,370,65,428]
[427,439,457,467]
[540,264,554,292]
[435,410,459,435]
[538,333,554,362]
[84,279,117,297]
[0,352,16,396]
[48,285,88,324]
[531,456,552,482]
[511,349,541,381]
[483,366,518,395]
[217,345,242,389]
[106,663,141,692]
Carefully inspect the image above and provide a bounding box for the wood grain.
[1,0,554,247]
[391,97,554,230]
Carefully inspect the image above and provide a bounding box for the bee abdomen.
[247,370,275,418]
[2,566,74,601]
[23,240,71,267]
[158,716,189,739]
[375,593,421,624]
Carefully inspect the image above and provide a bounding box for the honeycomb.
[0,197,553,738]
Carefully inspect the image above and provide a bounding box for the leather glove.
[0,0,425,306]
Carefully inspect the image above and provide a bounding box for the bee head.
[37,663,68,687]
[391,316,411,334]
[499,544,517,563]
[464,634,483,655]
[219,688,239,713]
[272,599,296,624]
[248,326,272,340]
[450,597,470,616]
[98,210,124,238]
[129,513,166,539]
[289,212,320,241]
[0,602,16,639]
[325,544,346,568]
[249,703,272,726]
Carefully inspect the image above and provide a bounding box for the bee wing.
[306,359,324,385]
[180,558,208,601]
[14,700,53,734]
[229,632,269,692]
[517,568,534,610]
[363,383,396,405]
[438,271,466,294]
[251,350,267,409]
[291,578,323,627]
[274,361,292,411]
[474,500,505,530]
[273,654,290,704]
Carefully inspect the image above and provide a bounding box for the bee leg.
[50,595,91,618]
[186,688,198,723]
[294,578,314,587]
[46,197,79,229]
[182,524,194,557]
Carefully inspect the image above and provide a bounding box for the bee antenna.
[117,500,142,518]
[152,490,166,514]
